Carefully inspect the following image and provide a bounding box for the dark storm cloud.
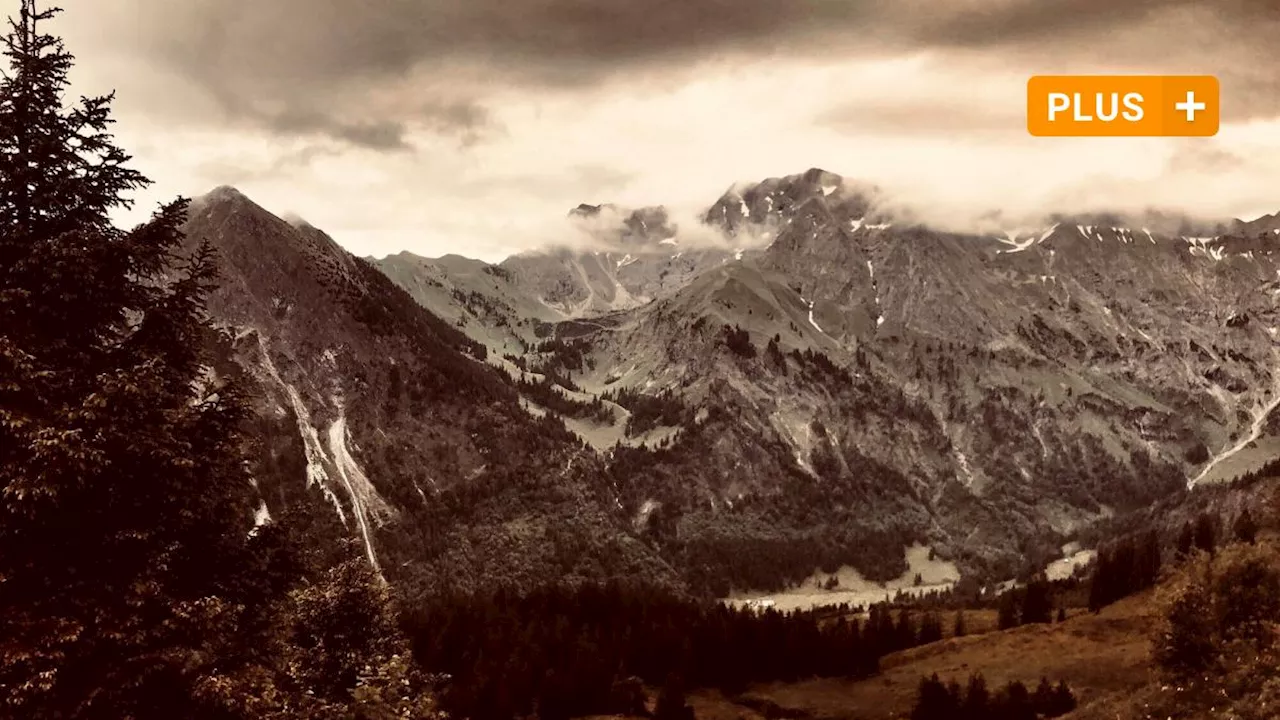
[912,0,1199,47]
[225,104,490,152]
[134,0,1279,76]
[76,0,1280,147]
[255,109,412,152]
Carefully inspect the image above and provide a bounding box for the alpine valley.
[188,167,1280,599]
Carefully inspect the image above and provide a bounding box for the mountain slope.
[379,169,1280,595]
[183,186,677,596]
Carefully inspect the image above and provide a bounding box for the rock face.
[184,188,676,598]
[195,170,1280,598]
[572,203,1280,589]
[495,204,736,319]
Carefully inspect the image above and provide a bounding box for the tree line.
[911,673,1077,720]
[602,386,691,437]
[400,581,980,720]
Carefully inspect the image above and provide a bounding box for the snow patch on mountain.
[253,501,271,529]
[634,499,660,531]
[327,402,395,578]
[256,335,348,523]
[807,300,823,333]
[253,334,394,577]
[954,449,976,488]
[996,226,1056,253]
[867,260,884,326]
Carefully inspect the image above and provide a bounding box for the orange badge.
[1027,75,1219,137]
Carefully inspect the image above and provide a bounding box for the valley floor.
[586,594,1157,720]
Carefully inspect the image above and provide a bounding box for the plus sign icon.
[1027,75,1219,137]
[1175,90,1206,122]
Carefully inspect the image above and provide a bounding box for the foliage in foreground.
[0,2,440,716]
[1140,540,1280,720]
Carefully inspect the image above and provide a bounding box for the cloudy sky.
[50,0,1280,261]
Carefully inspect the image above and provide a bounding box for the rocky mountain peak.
[202,184,248,202]
[705,169,882,235]
[568,203,617,219]
[1238,210,1280,237]
[190,185,255,213]
[565,202,678,249]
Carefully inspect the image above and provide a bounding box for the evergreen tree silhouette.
[998,591,1020,629]
[0,2,297,715]
[1175,521,1195,557]
[1051,679,1077,716]
[960,673,990,719]
[1233,508,1258,545]
[998,679,1036,720]
[1194,513,1218,555]
[1020,577,1053,624]
[0,5,442,717]
[910,673,959,720]
[918,611,944,644]
[654,673,696,720]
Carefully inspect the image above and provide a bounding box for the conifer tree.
[1233,507,1258,545]
[895,608,917,650]
[1051,680,1077,716]
[1176,521,1195,557]
[910,673,959,720]
[1135,529,1162,588]
[961,673,989,719]
[1194,513,1218,555]
[653,673,696,720]
[997,591,1020,629]
[0,4,414,718]
[1032,677,1056,714]
[998,680,1035,720]
[918,611,944,644]
[1020,576,1053,624]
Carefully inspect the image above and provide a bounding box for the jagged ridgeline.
[363,165,1280,593]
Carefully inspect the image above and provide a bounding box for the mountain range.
[184,169,1280,599]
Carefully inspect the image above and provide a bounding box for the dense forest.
[401,581,985,719]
